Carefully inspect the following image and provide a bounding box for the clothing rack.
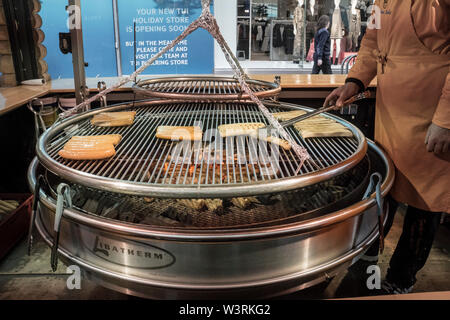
[270,19,294,24]
[269,19,294,61]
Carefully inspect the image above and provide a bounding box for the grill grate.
[132,77,281,101]
[40,101,365,198]
[63,157,369,229]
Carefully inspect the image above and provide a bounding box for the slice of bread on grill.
[272,110,306,121]
[272,111,353,138]
[156,126,203,141]
[91,111,136,127]
[218,123,266,137]
[218,123,291,150]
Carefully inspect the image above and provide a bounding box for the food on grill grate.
[91,111,136,127]
[218,123,291,150]
[218,123,265,137]
[66,134,122,146]
[295,121,353,138]
[156,126,203,141]
[273,111,353,138]
[254,134,291,151]
[272,110,307,121]
[58,134,122,160]
[42,102,365,198]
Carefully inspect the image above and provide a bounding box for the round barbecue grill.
[36,100,367,199]
[132,76,281,101]
[28,141,394,299]
[29,98,395,299]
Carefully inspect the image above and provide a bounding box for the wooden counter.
[252,74,377,89]
[0,84,50,116]
[0,74,377,116]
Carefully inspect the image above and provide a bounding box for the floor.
[0,205,449,300]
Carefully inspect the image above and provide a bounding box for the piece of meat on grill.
[91,111,136,127]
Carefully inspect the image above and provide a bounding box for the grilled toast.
[91,111,136,127]
[156,126,203,141]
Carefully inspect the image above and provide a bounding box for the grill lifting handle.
[27,175,46,256]
[51,184,72,272]
[363,173,385,253]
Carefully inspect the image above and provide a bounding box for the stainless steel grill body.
[37,100,367,198]
[132,76,281,101]
[28,141,395,299]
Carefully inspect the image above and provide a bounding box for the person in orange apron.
[325,0,449,294]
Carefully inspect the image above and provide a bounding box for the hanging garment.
[349,11,361,51]
[272,24,284,48]
[347,0,450,213]
[339,0,351,30]
[338,34,353,64]
[284,24,295,55]
[237,22,250,59]
[306,38,315,62]
[330,7,343,39]
[305,20,317,55]
[261,23,271,52]
[256,25,264,41]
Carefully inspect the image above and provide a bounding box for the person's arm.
[324,1,380,107]
[426,69,450,154]
[433,68,450,129]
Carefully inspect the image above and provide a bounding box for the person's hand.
[323,82,360,109]
[318,59,323,66]
[425,123,450,154]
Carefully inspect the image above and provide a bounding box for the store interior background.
[37,0,369,78]
[216,0,368,74]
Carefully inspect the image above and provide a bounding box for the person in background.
[312,15,332,74]
[326,0,449,295]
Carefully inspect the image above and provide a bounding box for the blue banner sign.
[40,0,215,79]
[118,0,214,75]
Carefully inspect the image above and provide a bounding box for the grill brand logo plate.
[89,235,175,269]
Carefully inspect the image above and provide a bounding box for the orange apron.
[375,0,450,213]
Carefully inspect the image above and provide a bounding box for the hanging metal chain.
[60,2,310,170]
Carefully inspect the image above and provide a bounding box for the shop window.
[236,0,371,70]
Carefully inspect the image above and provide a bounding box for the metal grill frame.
[132,76,281,101]
[36,99,368,199]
